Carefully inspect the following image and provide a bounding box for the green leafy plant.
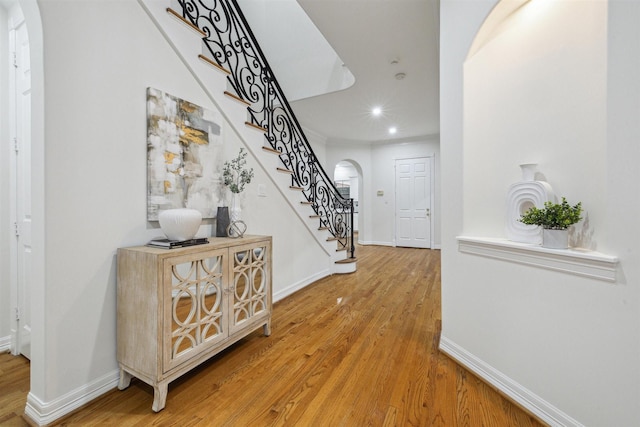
[519,197,583,230]
[223,148,254,194]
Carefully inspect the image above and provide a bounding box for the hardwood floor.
[0,245,544,426]
[0,350,30,426]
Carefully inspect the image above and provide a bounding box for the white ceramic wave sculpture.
[158,208,202,241]
[506,164,556,244]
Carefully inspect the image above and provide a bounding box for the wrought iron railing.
[178,0,355,258]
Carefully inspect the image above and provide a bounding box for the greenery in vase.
[519,197,583,230]
[223,148,254,194]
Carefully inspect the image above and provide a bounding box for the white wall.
[326,136,440,248]
[0,4,10,349]
[440,0,640,425]
[237,0,354,102]
[26,0,328,418]
[464,0,606,245]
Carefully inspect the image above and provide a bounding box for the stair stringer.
[138,0,354,274]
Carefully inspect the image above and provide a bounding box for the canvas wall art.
[147,87,223,220]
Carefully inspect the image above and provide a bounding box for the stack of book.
[146,237,209,249]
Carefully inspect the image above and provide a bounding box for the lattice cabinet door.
[163,248,229,372]
[228,241,271,336]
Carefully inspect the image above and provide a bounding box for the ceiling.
[291,0,440,143]
[1,0,440,144]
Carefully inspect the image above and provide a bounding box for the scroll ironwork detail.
[177,0,355,258]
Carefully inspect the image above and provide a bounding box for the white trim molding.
[24,370,119,426]
[0,335,11,352]
[273,269,330,302]
[457,236,618,282]
[439,336,584,427]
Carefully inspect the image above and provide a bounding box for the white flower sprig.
[222,148,254,194]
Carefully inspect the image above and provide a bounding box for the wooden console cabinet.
[116,235,272,412]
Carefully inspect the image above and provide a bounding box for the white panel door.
[12,17,32,359]
[395,157,431,248]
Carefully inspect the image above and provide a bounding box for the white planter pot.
[158,208,202,241]
[542,228,569,249]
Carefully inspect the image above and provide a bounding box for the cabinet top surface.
[118,235,272,255]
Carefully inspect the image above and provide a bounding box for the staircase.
[140,0,356,273]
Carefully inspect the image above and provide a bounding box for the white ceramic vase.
[505,163,555,245]
[230,193,242,222]
[542,228,569,249]
[158,208,202,241]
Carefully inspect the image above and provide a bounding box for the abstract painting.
[147,87,223,220]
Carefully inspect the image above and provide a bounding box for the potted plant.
[519,197,583,249]
[222,148,254,222]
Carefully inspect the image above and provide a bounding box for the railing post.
[349,198,355,258]
[310,161,317,207]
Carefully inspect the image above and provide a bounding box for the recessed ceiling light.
[372,107,382,116]
[389,127,397,134]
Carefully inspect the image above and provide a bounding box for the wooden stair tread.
[326,237,338,242]
[309,215,321,219]
[290,186,304,191]
[166,8,206,38]
[245,121,267,132]
[276,167,293,174]
[335,257,357,264]
[301,201,313,205]
[262,146,280,155]
[224,91,250,106]
[197,54,231,75]
[318,226,329,231]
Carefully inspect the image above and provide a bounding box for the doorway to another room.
[395,156,433,249]
[333,160,361,242]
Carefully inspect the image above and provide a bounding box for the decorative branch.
[223,148,254,194]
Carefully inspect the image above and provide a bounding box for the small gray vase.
[216,207,230,237]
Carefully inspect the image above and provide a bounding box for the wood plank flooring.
[0,245,545,426]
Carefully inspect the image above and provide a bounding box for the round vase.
[542,228,569,249]
[505,162,555,245]
[158,208,202,241]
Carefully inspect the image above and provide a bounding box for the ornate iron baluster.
[177,0,354,258]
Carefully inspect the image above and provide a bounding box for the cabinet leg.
[118,367,132,390]
[152,383,168,412]
[263,320,271,336]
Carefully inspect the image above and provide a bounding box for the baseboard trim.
[273,269,330,303]
[24,369,119,426]
[0,335,10,352]
[439,335,583,427]
[358,240,394,247]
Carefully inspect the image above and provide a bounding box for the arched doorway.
[1,0,45,421]
[333,160,362,241]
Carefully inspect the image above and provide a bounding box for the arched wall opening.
[462,0,607,248]
[333,159,363,238]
